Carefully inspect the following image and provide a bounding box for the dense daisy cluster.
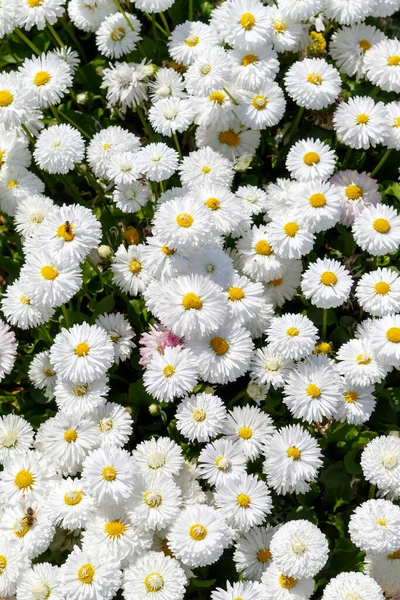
[1,0,400,599]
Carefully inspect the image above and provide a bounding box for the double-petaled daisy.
[322,572,384,600]
[286,138,336,182]
[266,314,318,360]
[133,437,183,479]
[61,546,121,600]
[233,525,277,581]
[336,337,388,386]
[123,551,187,600]
[175,392,227,443]
[355,267,400,316]
[224,405,275,460]
[34,124,85,174]
[333,96,389,149]
[285,58,341,110]
[361,435,400,498]
[349,499,400,555]
[330,169,381,226]
[352,204,400,256]
[364,39,400,93]
[198,438,247,487]
[301,258,353,309]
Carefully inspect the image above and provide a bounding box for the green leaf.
[92,295,115,319]
[344,449,363,475]
[191,579,217,588]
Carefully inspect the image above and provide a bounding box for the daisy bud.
[98,245,113,261]
[149,403,161,416]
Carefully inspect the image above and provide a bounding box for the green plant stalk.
[144,12,168,36]
[223,87,239,106]
[370,148,392,178]
[61,304,71,329]
[21,124,36,145]
[111,0,135,30]
[189,0,193,20]
[46,21,65,47]
[322,308,328,340]
[173,133,183,161]
[288,105,304,144]
[15,28,40,55]
[341,146,352,170]
[135,104,152,136]
[60,18,87,61]
[50,105,91,140]
[136,40,147,59]
[159,12,171,36]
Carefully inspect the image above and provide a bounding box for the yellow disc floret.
[240,12,256,30]
[189,524,207,540]
[78,564,95,584]
[373,218,391,233]
[237,493,251,507]
[210,337,229,356]
[40,266,59,280]
[34,71,51,86]
[14,469,34,490]
[320,271,337,286]
[176,213,193,228]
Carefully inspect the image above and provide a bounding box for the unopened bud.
[124,226,140,245]
[97,245,113,260]
[149,403,161,416]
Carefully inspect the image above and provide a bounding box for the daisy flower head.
[289,180,342,233]
[195,122,261,162]
[0,129,31,171]
[263,424,323,495]
[53,375,109,417]
[236,82,286,130]
[270,520,329,578]
[113,180,150,213]
[0,0,17,40]
[67,0,118,33]
[179,146,234,189]
[250,345,294,389]
[218,0,273,51]
[215,473,272,533]
[61,545,121,600]
[19,52,72,108]
[0,539,30,597]
[352,204,400,256]
[94,402,133,448]
[50,322,114,382]
[140,236,190,281]
[143,346,198,402]
[235,185,268,216]
[384,101,400,150]
[333,96,389,150]
[34,124,85,174]
[123,551,187,600]
[129,471,182,532]
[133,0,176,12]
[286,138,336,182]
[198,438,247,487]
[15,0,66,30]
[229,44,280,89]
[233,525,277,581]
[236,224,289,282]
[133,437,183,479]
[355,267,400,317]
[364,39,400,93]
[364,553,400,598]
[361,435,400,498]
[211,580,265,600]
[54,45,81,72]
[349,499,400,555]
[86,125,140,179]
[111,243,152,296]
[96,312,135,365]
[324,0,374,24]
[15,562,63,600]
[0,165,45,217]
[224,405,275,460]
[101,61,148,109]
[322,572,384,600]
[301,258,353,309]
[96,12,142,59]
[268,213,315,260]
[168,503,230,568]
[14,194,54,238]
[264,259,303,309]
[132,143,180,182]
[152,274,228,339]
[283,355,342,423]
[149,97,194,136]
[226,274,267,326]
[335,380,376,425]
[277,0,325,21]
[175,392,227,443]
[0,414,34,467]
[266,314,318,360]
[168,20,219,66]
[330,169,381,226]
[106,150,142,186]
[192,89,236,131]
[45,476,94,530]
[184,46,233,96]
[0,320,17,381]
[188,244,235,288]
[28,350,56,396]
[369,314,400,368]
[2,497,55,559]
[285,58,341,111]
[0,72,41,131]
[268,6,308,53]
[261,562,315,600]
[329,24,387,79]
[336,337,388,386]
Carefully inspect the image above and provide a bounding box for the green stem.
[50,105,91,139]
[111,0,135,31]
[39,324,54,344]
[15,28,41,55]
[49,104,60,122]
[173,132,183,160]
[144,12,168,36]
[288,105,304,144]
[322,309,328,341]
[46,21,65,47]
[159,180,165,194]
[189,0,193,20]
[135,104,151,136]
[137,40,147,59]
[159,12,171,36]
[21,124,36,145]
[62,174,83,203]
[370,148,392,178]
[342,146,352,170]
[369,484,376,499]
[60,18,87,61]
[61,304,71,329]
[223,87,239,106]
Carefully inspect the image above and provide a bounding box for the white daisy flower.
[267,6,308,53]
[349,499,400,555]
[61,546,121,600]
[352,204,400,256]
[101,61,148,109]
[364,553,400,598]
[235,184,268,216]
[330,169,381,226]
[218,0,273,51]
[301,258,353,309]
[94,402,133,447]
[133,437,183,479]
[149,97,194,136]
[355,267,400,316]
[198,439,247,487]
[264,260,303,308]
[261,563,315,600]
[263,424,323,495]
[364,39,400,93]
[250,345,294,389]
[179,146,234,189]
[113,180,150,213]
[333,96,389,150]
[277,0,324,21]
[236,82,286,130]
[28,350,56,397]
[34,124,85,174]
[96,12,142,59]
[289,180,342,233]
[361,435,400,498]
[335,380,376,425]
[286,138,336,182]
[285,58,341,110]
[236,224,289,282]
[168,20,218,66]
[111,243,153,296]
[123,551,187,600]
[184,46,233,96]
[2,498,55,559]
[0,165,45,216]
[266,314,318,361]
[143,346,198,402]
[384,101,400,150]
[0,72,41,131]
[54,375,109,417]
[175,392,227,443]
[87,125,140,178]
[16,562,63,600]
[188,245,235,289]
[149,67,186,102]
[1,280,54,330]
[106,150,142,185]
[19,53,73,108]
[229,44,280,88]
[95,312,135,365]
[226,274,267,326]
[369,314,400,367]
[195,122,261,162]
[0,539,29,597]
[14,194,54,238]
[191,184,242,235]
[0,129,31,171]
[324,0,374,25]
[233,525,277,581]
[0,414,33,467]
[268,213,315,260]
[136,142,179,182]
[336,338,388,386]
[45,476,94,530]
[133,0,176,12]
[15,0,66,30]
[224,405,275,461]
[69,0,117,33]
[128,472,182,532]
[329,24,387,79]
[212,580,265,600]
[192,89,236,131]
[0,0,17,40]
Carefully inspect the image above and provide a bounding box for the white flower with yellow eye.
[198,439,247,488]
[45,476,94,530]
[349,499,400,555]
[224,405,275,461]
[61,546,122,600]
[19,53,72,108]
[129,472,182,531]
[123,551,187,600]
[176,392,227,443]
[16,562,63,600]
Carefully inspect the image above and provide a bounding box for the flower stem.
[288,105,304,144]
[144,12,168,36]
[15,28,40,55]
[137,40,147,59]
[21,124,36,145]
[60,18,87,61]
[39,324,54,344]
[61,304,71,329]
[111,0,135,30]
[322,309,328,340]
[135,104,152,136]
[223,87,239,106]
[370,148,392,178]
[189,0,193,20]
[341,146,352,170]
[159,12,171,36]
[50,105,91,140]
[173,133,183,160]
[46,21,65,47]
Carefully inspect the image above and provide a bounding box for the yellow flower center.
[303,151,320,165]
[182,292,202,310]
[239,426,252,439]
[0,150,4,167]
[345,184,363,200]
[163,365,175,377]
[286,327,299,337]
[64,429,77,443]
[110,27,125,41]
[357,353,371,365]
[44,367,54,377]
[283,222,299,237]
[161,244,175,255]
[129,260,142,274]
[381,453,398,470]
[20,295,31,304]
[73,384,88,396]
[13,518,31,538]
[102,466,117,481]
[359,39,372,51]
[394,116,400,128]
[386,327,400,343]
[314,342,331,355]
[356,113,369,125]
[210,337,229,356]
[185,35,199,47]
[273,19,286,32]
[252,95,267,110]
[104,520,126,537]
[0,556,7,575]
[388,55,400,66]
[57,222,74,242]
[176,213,193,228]
[257,548,272,563]
[228,286,245,301]
[202,165,211,173]
[34,71,51,86]
[193,408,207,422]
[0,90,13,106]
[189,524,207,540]
[307,72,322,85]
[345,392,358,403]
[78,564,95,584]
[306,383,321,398]
[242,53,258,66]
[64,490,83,505]
[14,469,34,490]
[270,278,283,286]
[308,32,326,54]
[204,197,220,210]
[144,490,163,507]
[199,64,211,75]
[215,456,230,470]
[240,12,256,30]
[375,281,390,295]
[377,517,387,527]
[124,226,139,245]
[237,493,251,507]
[144,572,164,592]
[309,193,326,207]
[320,271,337,286]
[8,179,18,188]
[75,342,89,357]
[279,575,297,589]
[40,265,58,280]
[209,91,225,105]
[287,446,301,460]
[388,549,400,559]
[373,218,390,233]
[219,130,240,147]
[254,239,272,255]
